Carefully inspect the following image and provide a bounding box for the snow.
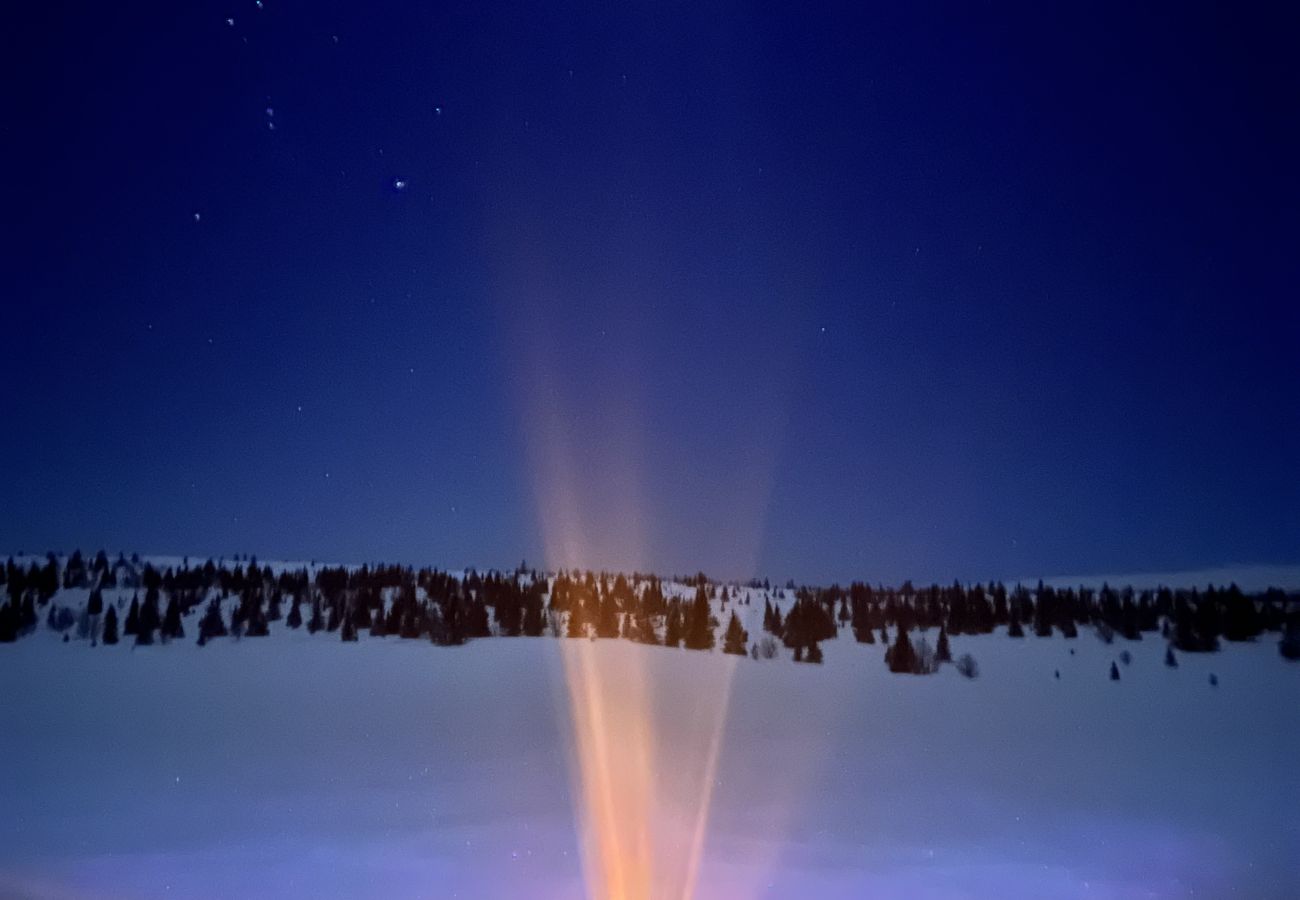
[2,577,1299,898]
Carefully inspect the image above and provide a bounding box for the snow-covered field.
[2,592,1298,900]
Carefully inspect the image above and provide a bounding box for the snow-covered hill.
[1,555,1298,899]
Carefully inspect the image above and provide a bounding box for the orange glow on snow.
[558,635,742,900]
[506,274,790,899]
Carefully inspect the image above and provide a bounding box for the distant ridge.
[1033,564,1300,592]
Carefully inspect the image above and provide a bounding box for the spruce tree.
[468,598,491,638]
[307,596,324,634]
[722,611,748,655]
[135,591,160,645]
[351,598,372,630]
[935,625,952,663]
[769,605,783,638]
[1007,615,1024,638]
[197,599,227,644]
[664,603,683,648]
[1164,646,1178,667]
[595,592,620,639]
[1110,661,1121,681]
[683,584,716,651]
[124,596,140,636]
[162,597,184,641]
[522,595,545,637]
[566,599,587,638]
[286,596,303,629]
[887,628,916,674]
[0,602,17,643]
[101,605,119,645]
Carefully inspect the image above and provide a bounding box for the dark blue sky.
[4,1,1297,583]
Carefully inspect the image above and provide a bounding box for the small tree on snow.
[935,625,952,663]
[101,605,119,645]
[722,612,748,655]
[887,628,917,674]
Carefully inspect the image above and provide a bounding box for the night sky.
[4,1,1297,583]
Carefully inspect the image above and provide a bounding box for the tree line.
[2,552,1298,669]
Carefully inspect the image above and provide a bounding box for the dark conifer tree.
[1110,661,1121,681]
[351,597,372,630]
[197,599,227,644]
[722,611,748,655]
[1281,622,1300,661]
[0,601,16,643]
[243,594,269,637]
[162,596,184,641]
[683,584,715,651]
[1164,646,1178,667]
[664,602,683,648]
[124,595,140,636]
[307,596,325,634]
[1222,584,1262,642]
[935,625,952,663]
[595,591,620,639]
[805,640,823,664]
[286,596,303,629]
[634,608,659,645]
[101,604,119,645]
[135,589,161,645]
[887,628,916,674]
[522,594,545,637]
[399,604,424,639]
[19,594,37,635]
[566,598,587,638]
[468,597,491,638]
[440,597,465,645]
[341,614,358,641]
[1007,615,1024,638]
